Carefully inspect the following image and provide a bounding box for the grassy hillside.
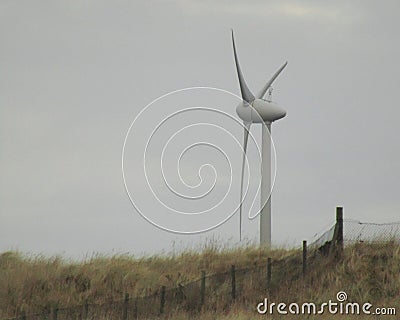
[1,242,399,319]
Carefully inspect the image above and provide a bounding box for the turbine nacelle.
[236,99,286,124]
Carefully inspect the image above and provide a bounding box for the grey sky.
[1,1,400,258]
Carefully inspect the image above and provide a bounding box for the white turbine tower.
[231,30,287,247]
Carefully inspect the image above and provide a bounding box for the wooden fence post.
[336,207,344,253]
[133,296,138,320]
[200,270,206,306]
[231,265,236,301]
[302,240,307,277]
[122,293,129,320]
[330,206,344,257]
[267,257,272,290]
[83,300,89,320]
[160,286,166,315]
[177,284,184,303]
[51,306,58,320]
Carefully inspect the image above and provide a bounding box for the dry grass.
[0,242,292,318]
[1,241,399,319]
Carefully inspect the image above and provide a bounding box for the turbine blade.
[231,30,255,103]
[257,61,288,99]
[239,122,251,241]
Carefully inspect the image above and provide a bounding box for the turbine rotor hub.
[236,99,287,124]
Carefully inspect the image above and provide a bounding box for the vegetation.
[1,241,399,319]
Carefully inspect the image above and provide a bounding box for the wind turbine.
[231,30,287,246]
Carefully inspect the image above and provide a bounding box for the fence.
[310,208,400,248]
[343,219,400,243]
[8,207,400,320]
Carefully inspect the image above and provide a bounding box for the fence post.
[133,296,138,320]
[302,240,307,277]
[51,306,58,320]
[336,207,344,253]
[160,286,166,315]
[177,284,184,303]
[231,265,236,301]
[83,300,89,320]
[122,293,129,320]
[266,257,272,290]
[330,206,344,257]
[200,270,206,306]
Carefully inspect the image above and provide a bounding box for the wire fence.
[309,224,336,249]
[343,219,400,244]
[8,255,307,320]
[309,219,400,250]
[6,207,400,320]
[10,264,282,320]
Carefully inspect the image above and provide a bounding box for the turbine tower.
[231,30,287,247]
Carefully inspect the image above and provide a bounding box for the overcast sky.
[1,0,400,258]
